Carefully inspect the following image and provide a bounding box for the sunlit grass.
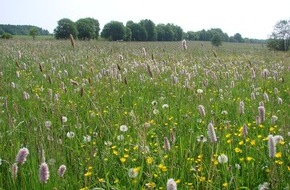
[0,39,289,190]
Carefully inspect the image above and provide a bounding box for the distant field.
[0,39,289,190]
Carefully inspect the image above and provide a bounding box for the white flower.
[62,116,68,123]
[258,182,270,190]
[104,141,112,146]
[119,125,128,132]
[218,154,228,164]
[197,89,203,94]
[235,163,241,170]
[66,131,75,138]
[151,100,158,106]
[162,104,169,109]
[221,110,228,115]
[128,168,138,178]
[44,121,52,128]
[83,135,91,143]
[117,135,124,141]
[197,135,207,142]
[153,108,159,115]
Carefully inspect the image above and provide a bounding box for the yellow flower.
[199,176,206,182]
[275,152,282,158]
[246,157,254,161]
[120,157,126,163]
[146,157,154,165]
[98,178,105,183]
[114,178,119,184]
[158,164,167,172]
[275,160,283,165]
[146,182,156,188]
[84,171,92,177]
[222,182,228,188]
[80,187,89,190]
[175,179,181,184]
[287,166,290,171]
[235,147,242,153]
[250,140,256,146]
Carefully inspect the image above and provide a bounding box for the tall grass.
[0,39,289,190]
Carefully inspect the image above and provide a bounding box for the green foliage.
[267,19,290,51]
[29,27,38,39]
[54,18,78,39]
[124,27,132,41]
[233,33,244,43]
[1,32,13,39]
[211,33,223,46]
[126,21,147,41]
[0,24,49,35]
[76,18,100,40]
[101,21,126,41]
[139,19,157,41]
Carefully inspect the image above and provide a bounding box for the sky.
[1,0,289,39]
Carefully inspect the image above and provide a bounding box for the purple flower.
[58,165,67,178]
[15,147,29,165]
[39,162,50,183]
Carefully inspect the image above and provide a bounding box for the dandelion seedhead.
[15,147,29,165]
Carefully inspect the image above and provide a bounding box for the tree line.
[0,24,49,36]
[53,18,265,43]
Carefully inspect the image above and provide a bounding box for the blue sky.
[1,0,289,39]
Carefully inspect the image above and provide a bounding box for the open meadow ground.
[0,39,289,190]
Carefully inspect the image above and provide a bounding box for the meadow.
[0,39,289,190]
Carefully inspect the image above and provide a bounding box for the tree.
[101,21,126,41]
[126,21,147,41]
[54,18,78,39]
[139,19,157,41]
[76,18,100,40]
[233,33,244,43]
[124,27,132,41]
[211,33,223,46]
[267,19,290,51]
[29,27,38,40]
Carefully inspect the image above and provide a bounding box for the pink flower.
[15,147,29,165]
[39,162,50,183]
[58,165,67,178]
[167,178,177,190]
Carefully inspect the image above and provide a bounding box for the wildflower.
[23,91,30,100]
[197,135,207,142]
[258,106,265,123]
[197,89,203,94]
[162,104,169,109]
[83,135,91,143]
[242,124,248,137]
[268,135,276,158]
[119,125,128,132]
[44,121,52,128]
[128,168,138,178]
[58,165,66,178]
[39,162,50,183]
[198,105,206,117]
[221,110,228,115]
[61,116,68,123]
[235,163,241,170]
[258,182,270,190]
[167,178,177,190]
[207,122,217,143]
[271,115,278,124]
[277,97,282,105]
[273,135,283,145]
[146,157,154,165]
[117,135,124,141]
[153,108,159,115]
[15,147,29,165]
[263,93,269,102]
[239,101,244,114]
[151,100,158,106]
[11,163,18,179]
[164,137,171,151]
[66,131,75,138]
[218,154,228,164]
[159,164,167,172]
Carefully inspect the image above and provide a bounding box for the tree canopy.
[267,19,290,51]
[0,24,49,35]
[76,18,100,40]
[54,18,78,39]
[101,21,126,41]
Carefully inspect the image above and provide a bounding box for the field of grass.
[0,39,289,190]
